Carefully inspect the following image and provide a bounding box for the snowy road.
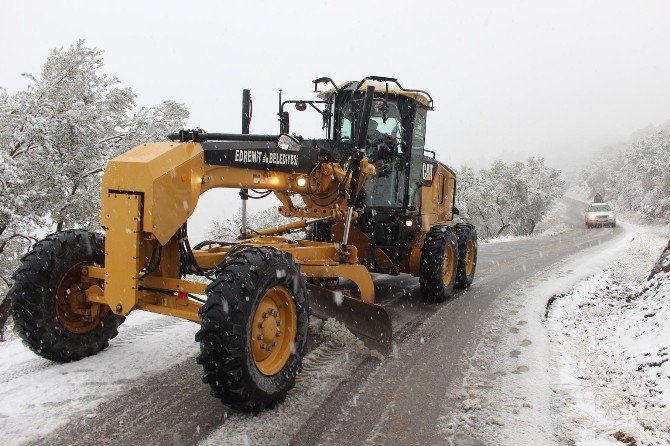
[1,197,626,446]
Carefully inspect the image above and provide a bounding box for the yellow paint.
[92,127,461,324]
[251,286,297,376]
[102,193,141,316]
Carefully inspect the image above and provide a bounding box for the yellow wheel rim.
[251,285,297,376]
[442,244,456,285]
[465,239,476,276]
[55,262,107,334]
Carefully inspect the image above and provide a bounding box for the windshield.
[338,100,406,208]
[588,204,612,212]
[338,101,402,144]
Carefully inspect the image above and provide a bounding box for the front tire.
[9,230,124,362]
[454,224,477,288]
[419,226,460,302]
[196,246,309,412]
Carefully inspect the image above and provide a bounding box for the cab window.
[358,101,406,208]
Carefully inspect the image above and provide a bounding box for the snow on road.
[199,318,371,446]
[0,312,199,445]
[441,222,669,445]
[1,201,666,446]
[0,312,370,446]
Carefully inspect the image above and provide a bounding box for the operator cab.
[310,77,436,273]
[321,78,433,216]
[279,76,438,274]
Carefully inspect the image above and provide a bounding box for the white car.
[585,203,616,228]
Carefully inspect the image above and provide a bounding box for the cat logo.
[422,162,434,182]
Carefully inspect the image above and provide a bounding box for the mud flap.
[306,283,393,354]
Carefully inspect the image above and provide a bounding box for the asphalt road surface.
[30,197,622,446]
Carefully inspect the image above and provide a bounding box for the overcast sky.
[2,0,669,238]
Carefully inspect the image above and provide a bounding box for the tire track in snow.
[296,341,350,384]
[0,360,54,386]
[111,315,185,347]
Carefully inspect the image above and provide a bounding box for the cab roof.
[317,79,433,109]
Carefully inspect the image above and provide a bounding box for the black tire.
[8,230,124,363]
[419,226,460,302]
[196,246,309,412]
[454,223,478,289]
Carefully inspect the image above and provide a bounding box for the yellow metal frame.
[91,140,380,322]
[91,130,458,323]
[85,236,374,321]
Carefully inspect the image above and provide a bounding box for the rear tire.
[419,226,459,302]
[454,224,477,288]
[196,246,309,412]
[8,230,124,363]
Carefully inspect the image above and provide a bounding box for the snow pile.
[319,318,361,348]
[548,240,670,445]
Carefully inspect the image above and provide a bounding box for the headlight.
[608,213,614,218]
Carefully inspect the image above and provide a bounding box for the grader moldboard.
[9,76,478,412]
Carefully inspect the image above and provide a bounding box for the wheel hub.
[465,239,476,276]
[442,244,456,285]
[55,262,107,334]
[251,285,297,376]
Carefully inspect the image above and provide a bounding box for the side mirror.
[295,102,307,111]
[280,111,290,134]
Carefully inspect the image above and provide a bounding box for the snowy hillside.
[548,238,670,445]
[578,120,670,223]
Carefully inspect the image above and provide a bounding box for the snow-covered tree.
[579,120,670,221]
[457,157,564,239]
[209,207,303,241]
[518,156,564,234]
[0,40,189,295]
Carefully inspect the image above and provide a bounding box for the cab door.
[407,107,427,211]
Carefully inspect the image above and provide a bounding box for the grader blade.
[306,283,393,354]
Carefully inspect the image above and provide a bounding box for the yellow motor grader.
[8,76,477,411]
